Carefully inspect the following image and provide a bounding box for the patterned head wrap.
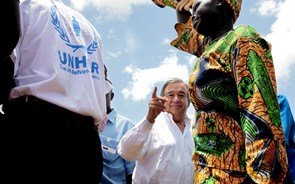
[225,0,243,22]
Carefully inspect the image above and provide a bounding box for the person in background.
[1,0,107,183]
[278,94,295,183]
[99,78,135,184]
[118,78,194,184]
[151,0,290,183]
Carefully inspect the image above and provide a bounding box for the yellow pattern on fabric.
[172,21,288,184]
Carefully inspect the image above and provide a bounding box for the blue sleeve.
[278,94,295,182]
[125,159,135,175]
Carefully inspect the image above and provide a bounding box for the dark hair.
[160,78,190,106]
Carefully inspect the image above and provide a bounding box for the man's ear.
[111,92,114,101]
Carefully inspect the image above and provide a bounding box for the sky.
[64,0,295,124]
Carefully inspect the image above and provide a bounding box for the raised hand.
[146,86,167,123]
[152,0,182,9]
[176,0,194,11]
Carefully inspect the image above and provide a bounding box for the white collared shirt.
[118,112,194,184]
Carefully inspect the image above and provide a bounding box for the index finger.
[152,86,157,98]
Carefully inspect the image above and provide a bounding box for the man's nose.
[173,95,181,102]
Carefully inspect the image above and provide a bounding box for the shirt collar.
[107,109,117,124]
[163,112,192,129]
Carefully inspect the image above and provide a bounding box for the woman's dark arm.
[1,0,20,60]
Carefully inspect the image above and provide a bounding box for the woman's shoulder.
[233,24,261,38]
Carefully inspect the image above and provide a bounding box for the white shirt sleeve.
[117,118,153,160]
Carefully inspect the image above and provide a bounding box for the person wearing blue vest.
[278,94,295,183]
[99,78,135,184]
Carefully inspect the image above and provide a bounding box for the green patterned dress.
[171,18,289,184]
